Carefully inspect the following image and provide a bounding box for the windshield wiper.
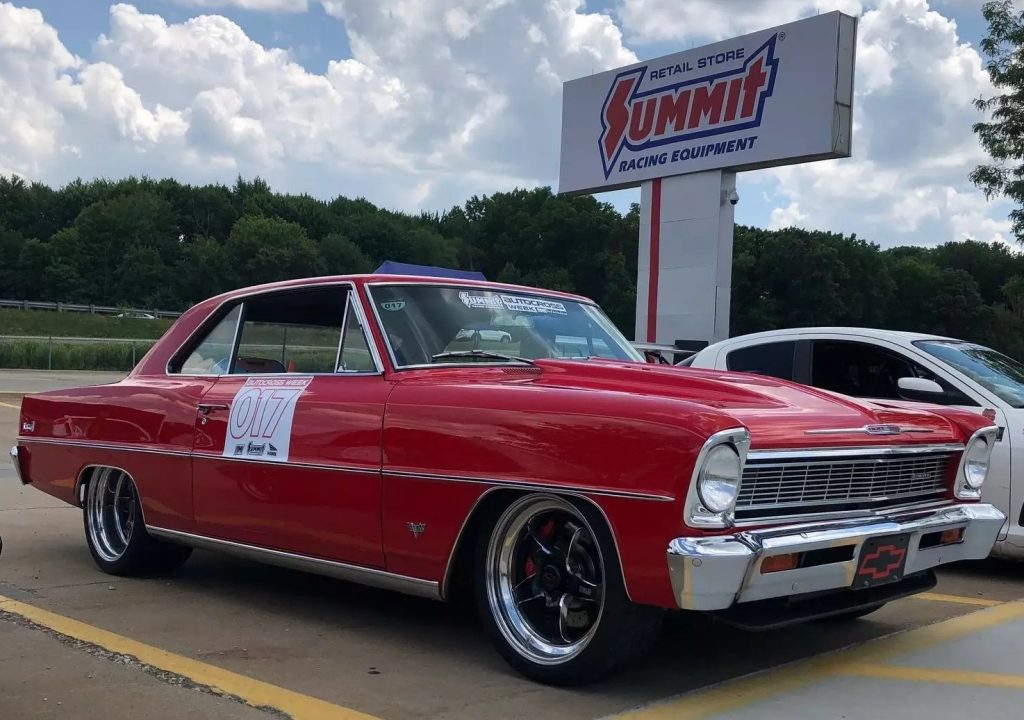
[431,349,535,365]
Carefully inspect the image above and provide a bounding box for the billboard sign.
[558,12,856,194]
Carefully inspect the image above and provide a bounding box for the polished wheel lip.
[86,467,137,563]
[485,494,606,666]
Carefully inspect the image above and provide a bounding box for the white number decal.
[222,377,312,462]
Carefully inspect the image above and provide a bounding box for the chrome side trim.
[18,437,191,458]
[191,451,374,476]
[147,526,441,601]
[746,443,964,461]
[437,485,635,602]
[386,468,675,502]
[805,425,935,435]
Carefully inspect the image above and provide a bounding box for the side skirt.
[147,526,441,601]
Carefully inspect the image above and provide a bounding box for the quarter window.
[726,342,797,380]
[179,305,241,375]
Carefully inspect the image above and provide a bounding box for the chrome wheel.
[86,468,139,562]
[485,496,606,666]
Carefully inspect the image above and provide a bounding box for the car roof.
[201,274,595,306]
[703,326,963,350]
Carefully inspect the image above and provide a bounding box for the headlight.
[697,444,742,513]
[963,437,990,490]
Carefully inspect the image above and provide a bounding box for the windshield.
[369,284,643,367]
[914,340,1024,408]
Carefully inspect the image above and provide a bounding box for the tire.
[83,467,192,576]
[816,603,887,623]
[475,493,663,685]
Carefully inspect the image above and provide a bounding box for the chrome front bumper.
[667,503,1005,611]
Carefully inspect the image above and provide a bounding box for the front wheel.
[475,494,662,685]
[83,467,192,576]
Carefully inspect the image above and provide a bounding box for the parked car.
[683,327,1024,559]
[9,280,1004,684]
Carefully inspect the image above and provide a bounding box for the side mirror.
[897,376,945,401]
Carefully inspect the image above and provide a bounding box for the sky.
[0,0,1009,249]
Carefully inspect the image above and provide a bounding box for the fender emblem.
[406,522,426,539]
[864,424,902,435]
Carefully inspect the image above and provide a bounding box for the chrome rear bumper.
[9,446,27,484]
[667,503,1004,611]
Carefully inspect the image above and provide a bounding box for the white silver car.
[684,327,1024,559]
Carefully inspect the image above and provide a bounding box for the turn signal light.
[940,528,964,545]
[761,553,800,574]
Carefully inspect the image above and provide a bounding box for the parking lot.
[3,371,1024,720]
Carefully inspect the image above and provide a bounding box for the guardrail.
[0,299,183,319]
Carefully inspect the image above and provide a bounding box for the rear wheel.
[475,494,662,685]
[83,468,192,576]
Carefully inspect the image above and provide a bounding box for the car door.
[807,337,1012,534]
[190,284,388,568]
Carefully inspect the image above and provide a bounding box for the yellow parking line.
[0,399,20,410]
[913,592,1003,607]
[0,594,382,720]
[612,600,1024,719]
[842,662,1024,689]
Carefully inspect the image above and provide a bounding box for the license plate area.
[852,533,911,589]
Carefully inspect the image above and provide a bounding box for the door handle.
[197,403,228,424]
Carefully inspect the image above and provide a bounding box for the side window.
[812,341,918,400]
[178,305,242,375]
[338,302,377,372]
[812,340,976,405]
[233,287,347,374]
[726,341,797,380]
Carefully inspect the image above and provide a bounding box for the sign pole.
[636,171,736,345]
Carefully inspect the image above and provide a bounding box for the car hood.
[532,359,963,449]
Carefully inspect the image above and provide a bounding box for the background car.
[684,327,1024,559]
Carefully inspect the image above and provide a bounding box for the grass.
[0,338,157,371]
[0,308,174,340]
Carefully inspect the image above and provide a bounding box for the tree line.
[0,175,1022,359]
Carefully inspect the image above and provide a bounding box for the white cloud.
[615,0,864,43]
[167,0,309,12]
[1,1,635,210]
[0,0,1011,250]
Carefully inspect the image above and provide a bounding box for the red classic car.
[9,275,1005,684]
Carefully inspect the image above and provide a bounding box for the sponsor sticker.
[459,291,567,315]
[222,376,312,463]
[500,295,566,315]
[459,291,504,310]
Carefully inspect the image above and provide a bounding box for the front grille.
[735,450,958,520]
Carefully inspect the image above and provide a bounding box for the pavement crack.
[0,610,291,720]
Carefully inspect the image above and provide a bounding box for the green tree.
[971,1,1024,242]
[225,215,324,287]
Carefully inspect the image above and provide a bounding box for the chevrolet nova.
[9,275,1006,684]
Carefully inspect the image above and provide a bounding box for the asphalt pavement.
[2,371,1024,720]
